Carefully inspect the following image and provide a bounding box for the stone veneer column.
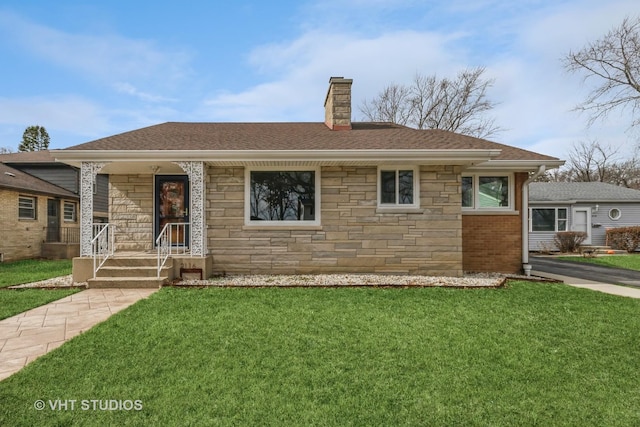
[80,161,106,256]
[175,161,206,255]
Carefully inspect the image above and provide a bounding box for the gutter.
[521,165,546,276]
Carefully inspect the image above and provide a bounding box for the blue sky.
[0,0,637,161]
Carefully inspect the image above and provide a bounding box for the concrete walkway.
[532,270,640,299]
[0,288,158,381]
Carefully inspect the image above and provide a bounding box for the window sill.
[243,224,323,231]
[376,207,423,214]
[462,210,520,216]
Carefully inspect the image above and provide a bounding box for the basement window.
[18,196,37,220]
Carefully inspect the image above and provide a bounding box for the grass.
[0,258,78,320]
[0,288,79,320]
[0,259,72,288]
[1,283,640,426]
[557,254,640,271]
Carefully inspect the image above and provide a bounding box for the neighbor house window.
[18,196,37,220]
[378,167,419,208]
[64,201,77,222]
[462,175,512,210]
[247,168,319,224]
[531,208,567,232]
[609,208,622,221]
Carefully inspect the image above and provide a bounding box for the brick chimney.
[324,77,352,130]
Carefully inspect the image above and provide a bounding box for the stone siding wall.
[109,174,154,251]
[207,165,463,276]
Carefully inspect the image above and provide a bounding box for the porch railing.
[45,226,80,243]
[156,222,190,277]
[92,223,115,279]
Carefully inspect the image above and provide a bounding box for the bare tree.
[539,140,640,188]
[564,16,640,127]
[0,146,12,154]
[359,83,412,126]
[360,67,501,139]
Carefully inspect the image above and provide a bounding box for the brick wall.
[109,174,153,251]
[207,165,463,276]
[462,172,527,273]
[0,189,79,261]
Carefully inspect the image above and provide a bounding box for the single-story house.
[53,77,563,286]
[0,162,80,261]
[529,182,640,251]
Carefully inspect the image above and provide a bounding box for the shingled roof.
[0,163,78,198]
[64,122,558,162]
[530,182,640,203]
[0,150,57,164]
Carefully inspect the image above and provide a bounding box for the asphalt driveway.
[530,256,640,288]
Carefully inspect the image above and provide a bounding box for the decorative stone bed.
[8,273,551,289]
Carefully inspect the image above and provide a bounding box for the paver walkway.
[0,288,158,381]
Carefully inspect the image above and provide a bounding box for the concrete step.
[102,257,158,267]
[87,276,168,289]
[96,265,171,278]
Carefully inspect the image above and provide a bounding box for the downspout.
[522,165,546,276]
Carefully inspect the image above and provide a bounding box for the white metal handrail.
[92,223,114,279]
[156,222,190,277]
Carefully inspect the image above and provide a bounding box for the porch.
[71,160,212,287]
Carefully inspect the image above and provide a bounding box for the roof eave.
[52,149,503,167]
[466,159,565,172]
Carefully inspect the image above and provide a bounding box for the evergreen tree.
[19,125,50,152]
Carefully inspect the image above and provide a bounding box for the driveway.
[530,256,640,288]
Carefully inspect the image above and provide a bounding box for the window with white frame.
[531,208,567,232]
[246,168,319,224]
[462,174,512,210]
[378,167,419,208]
[18,196,37,220]
[63,201,77,222]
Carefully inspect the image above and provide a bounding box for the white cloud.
[201,29,466,121]
[113,82,177,103]
[0,10,192,86]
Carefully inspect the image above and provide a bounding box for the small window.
[462,174,512,210]
[609,208,622,221]
[378,167,419,208]
[18,196,37,220]
[247,168,318,224]
[531,208,568,232]
[64,202,77,222]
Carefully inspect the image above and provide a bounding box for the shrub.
[553,231,587,253]
[606,226,640,253]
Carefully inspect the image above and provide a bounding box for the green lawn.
[0,259,78,320]
[0,259,72,288]
[1,283,639,426]
[557,254,640,271]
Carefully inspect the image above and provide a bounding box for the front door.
[155,175,190,247]
[572,207,592,245]
[47,199,60,242]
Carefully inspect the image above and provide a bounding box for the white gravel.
[7,275,86,289]
[9,273,545,289]
[173,273,509,288]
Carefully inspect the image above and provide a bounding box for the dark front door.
[47,199,60,242]
[155,175,190,247]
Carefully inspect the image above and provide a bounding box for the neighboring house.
[0,162,79,262]
[529,182,640,251]
[0,150,109,221]
[53,77,563,286]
